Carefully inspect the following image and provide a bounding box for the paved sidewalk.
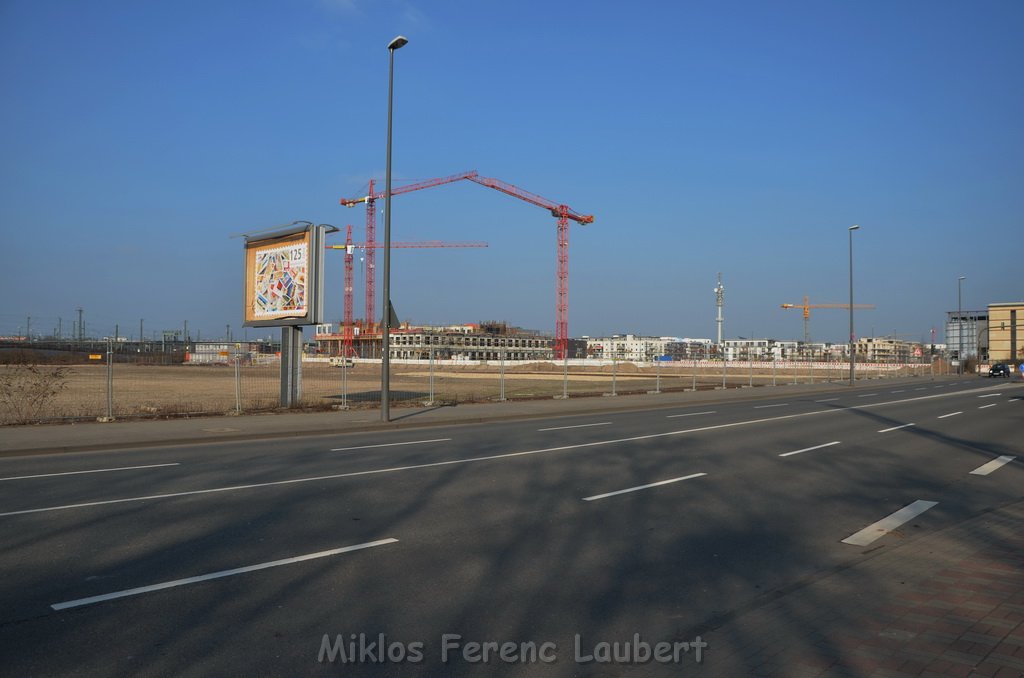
[0,377,949,457]
[701,499,1024,677]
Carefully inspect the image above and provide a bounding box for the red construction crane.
[466,174,594,359]
[340,169,595,359]
[326,235,488,356]
[340,171,479,329]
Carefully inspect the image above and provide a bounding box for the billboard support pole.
[281,326,303,407]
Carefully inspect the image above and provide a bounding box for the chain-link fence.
[1,347,944,425]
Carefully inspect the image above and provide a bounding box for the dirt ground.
[0,360,933,424]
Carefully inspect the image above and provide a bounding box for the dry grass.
[0,361,933,424]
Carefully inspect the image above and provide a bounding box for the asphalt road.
[0,378,1021,676]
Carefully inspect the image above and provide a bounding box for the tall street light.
[957,275,966,376]
[848,225,860,386]
[381,34,408,423]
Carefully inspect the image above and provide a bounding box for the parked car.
[988,363,1012,378]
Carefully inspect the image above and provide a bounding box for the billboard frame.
[242,222,332,328]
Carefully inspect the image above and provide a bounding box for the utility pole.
[58,317,62,340]
[77,308,84,343]
[140,319,144,350]
[26,316,31,342]
[183,320,189,350]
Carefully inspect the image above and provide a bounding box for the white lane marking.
[891,390,905,394]
[841,500,938,547]
[937,412,962,419]
[857,393,879,398]
[970,456,1016,476]
[2,384,1011,518]
[538,422,611,432]
[815,398,840,402]
[583,473,706,501]
[878,423,915,433]
[0,463,180,482]
[51,539,398,610]
[330,438,450,452]
[1010,398,1021,402]
[977,393,1002,398]
[666,411,716,418]
[754,403,789,409]
[978,404,997,410]
[779,441,841,457]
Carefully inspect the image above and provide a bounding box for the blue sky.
[2,0,1020,345]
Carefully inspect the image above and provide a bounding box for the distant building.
[945,310,987,362]
[854,337,926,363]
[585,335,692,362]
[315,321,560,361]
[987,302,1024,363]
[185,342,259,365]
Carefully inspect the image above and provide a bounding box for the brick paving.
[702,499,1024,677]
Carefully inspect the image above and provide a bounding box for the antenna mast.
[714,273,725,347]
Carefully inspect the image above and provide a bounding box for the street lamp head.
[849,224,860,231]
[958,276,966,281]
[388,35,409,50]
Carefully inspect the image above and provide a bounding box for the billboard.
[243,223,329,327]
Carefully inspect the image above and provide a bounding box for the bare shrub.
[0,363,71,424]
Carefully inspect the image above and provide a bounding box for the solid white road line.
[754,403,789,409]
[2,384,1008,518]
[0,463,180,482]
[978,404,997,410]
[937,412,962,419]
[538,422,611,432]
[666,411,716,418]
[815,398,840,403]
[970,456,1016,476]
[977,394,1002,398]
[779,441,841,457]
[583,473,706,501]
[51,539,398,610]
[878,423,915,433]
[330,438,451,452]
[841,500,938,547]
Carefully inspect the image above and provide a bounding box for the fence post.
[335,353,348,410]
[772,356,777,386]
[105,338,114,421]
[558,351,568,399]
[499,347,506,401]
[611,355,618,396]
[234,343,242,414]
[428,346,435,405]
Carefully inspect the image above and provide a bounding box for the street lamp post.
[848,225,860,386]
[381,34,408,423]
[957,276,966,376]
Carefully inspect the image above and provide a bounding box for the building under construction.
[315,321,586,361]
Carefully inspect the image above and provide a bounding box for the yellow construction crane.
[781,295,876,343]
